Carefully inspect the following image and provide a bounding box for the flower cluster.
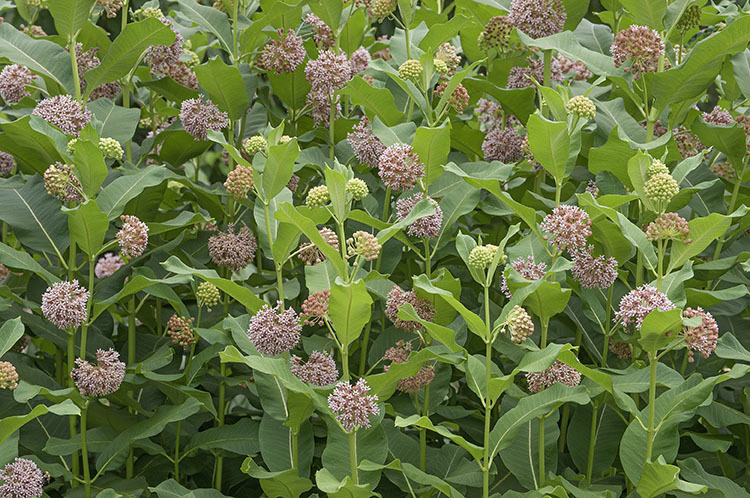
[346,178,369,200]
[482,127,524,163]
[478,16,513,53]
[95,253,124,278]
[0,361,18,390]
[615,285,675,330]
[0,64,34,103]
[304,13,335,49]
[469,244,502,270]
[396,193,443,238]
[43,162,84,202]
[0,458,45,498]
[369,0,397,21]
[208,224,257,271]
[117,215,149,260]
[258,29,305,74]
[611,25,664,79]
[570,247,618,289]
[433,81,469,113]
[347,231,381,261]
[644,172,679,204]
[676,4,702,32]
[167,315,197,348]
[180,96,229,140]
[609,342,632,360]
[290,351,338,386]
[398,59,423,82]
[541,205,592,253]
[508,0,566,39]
[507,57,563,89]
[298,227,339,266]
[243,135,267,156]
[702,106,733,126]
[304,50,351,126]
[196,282,221,310]
[682,307,719,362]
[306,185,330,207]
[645,212,691,243]
[557,54,592,80]
[475,98,504,132]
[350,46,372,74]
[301,290,329,325]
[501,256,547,298]
[0,151,15,177]
[526,361,581,393]
[42,280,89,330]
[145,18,184,77]
[71,348,126,397]
[378,144,425,191]
[248,302,302,355]
[32,95,91,136]
[566,95,596,120]
[224,164,255,199]
[328,378,380,432]
[384,285,436,332]
[347,116,385,168]
[506,306,534,344]
[435,43,461,76]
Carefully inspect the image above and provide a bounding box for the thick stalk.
[644,352,658,462]
[69,35,82,103]
[67,331,80,481]
[602,285,614,367]
[558,405,570,453]
[329,97,336,160]
[482,285,492,497]
[80,258,95,360]
[81,402,91,498]
[349,431,358,484]
[342,344,350,381]
[711,174,743,263]
[292,429,299,471]
[263,201,284,304]
[554,179,562,206]
[419,383,430,472]
[538,416,545,486]
[679,349,690,377]
[586,404,599,483]
[656,239,664,292]
[122,83,133,163]
[126,296,136,478]
[635,246,644,287]
[358,322,373,377]
[174,420,181,482]
[542,50,552,117]
[121,0,129,30]
[215,362,227,490]
[540,317,549,349]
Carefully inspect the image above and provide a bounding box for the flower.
[702,106,733,126]
[347,231,381,261]
[435,43,461,76]
[306,185,330,207]
[258,29,305,74]
[676,4,701,32]
[526,361,581,393]
[378,144,425,191]
[0,151,15,177]
[208,224,257,270]
[290,351,338,386]
[97,0,123,17]
[433,81,469,113]
[541,205,592,252]
[301,290,330,325]
[197,282,221,310]
[346,178,369,200]
[69,43,121,100]
[243,135,267,156]
[647,159,670,177]
[369,0,397,21]
[398,59,423,82]
[501,256,547,298]
[482,127,524,163]
[167,314,197,348]
[615,285,675,330]
[94,253,124,278]
[469,244,501,270]
[99,137,123,159]
[383,340,412,363]
[384,285,435,332]
[247,302,302,355]
[43,163,84,202]
[32,95,91,136]
[508,0,566,39]
[304,13,335,49]
[350,46,371,74]
[710,161,735,181]
[506,306,534,344]
[394,364,435,393]
[117,215,149,260]
[328,378,380,432]
[611,25,664,79]
[42,280,89,330]
[507,57,563,88]
[585,180,599,197]
[305,49,351,96]
[298,228,340,266]
[0,458,45,498]
[287,173,300,192]
[645,212,691,243]
[478,16,513,53]
[644,172,679,203]
[570,246,618,288]
[557,54,592,80]
[0,361,18,390]
[682,307,719,361]
[180,96,229,140]
[566,95,596,120]
[225,164,255,199]
[674,126,705,158]
[347,116,385,168]
[0,64,34,103]
[145,18,184,76]
[71,348,126,396]
[609,342,632,359]
[395,193,443,238]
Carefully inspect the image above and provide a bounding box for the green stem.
[482,284,493,498]
[540,317,549,349]
[602,284,614,367]
[554,179,562,206]
[337,220,348,261]
[329,96,336,160]
[358,322,373,377]
[81,401,91,498]
[292,429,299,471]
[121,0,129,30]
[423,238,431,278]
[538,415,545,486]
[656,239,664,292]
[67,330,80,481]
[586,404,598,483]
[69,35,82,103]
[122,83,133,163]
[215,362,226,491]
[80,257,94,360]
[342,344,350,381]
[558,405,570,453]
[174,420,181,482]
[349,431,358,484]
[419,383,430,472]
[263,201,284,304]
[679,349,690,377]
[644,352,658,462]
[126,296,136,478]
[542,50,552,117]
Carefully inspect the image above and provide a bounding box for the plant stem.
[679,349,690,377]
[80,257,94,360]
[126,296,136,478]
[656,239,664,292]
[602,284,614,367]
[329,97,336,160]
[542,50,552,117]
[174,420,181,482]
[644,352,658,462]
[121,0,129,30]
[586,404,598,483]
[81,401,91,498]
[215,362,226,490]
[358,322,373,377]
[538,416,545,486]
[122,81,133,163]
[540,317,549,349]
[67,330,80,481]
[349,431,358,484]
[69,35,82,103]
[419,383,430,472]
[554,179,562,206]
[263,201,284,304]
[482,284,493,498]
[558,405,570,453]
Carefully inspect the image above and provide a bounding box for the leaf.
[413,274,487,340]
[517,30,620,77]
[194,57,248,120]
[149,479,231,498]
[637,457,707,498]
[731,49,750,100]
[525,281,572,324]
[411,122,451,186]
[339,76,405,127]
[329,279,372,348]
[97,166,169,220]
[0,405,48,446]
[309,0,342,32]
[262,139,300,202]
[668,213,731,272]
[359,459,463,498]
[184,419,259,455]
[242,458,314,498]
[315,468,380,498]
[84,18,176,101]
[627,151,657,213]
[88,98,142,145]
[0,318,24,358]
[175,0,234,54]
[0,116,63,175]
[692,119,747,168]
[618,0,666,30]
[268,64,309,111]
[395,415,484,463]
[48,0,95,38]
[0,23,74,94]
[63,200,108,258]
[396,303,464,353]
[638,309,683,353]
[0,242,59,283]
[72,137,108,197]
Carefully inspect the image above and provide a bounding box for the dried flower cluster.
[208,224,257,270]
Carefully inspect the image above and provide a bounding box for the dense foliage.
[0,0,748,496]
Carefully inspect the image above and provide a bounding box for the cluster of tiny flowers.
[482,126,524,163]
[208,224,257,270]
[398,59,423,83]
[346,178,369,200]
[196,282,221,310]
[0,264,8,282]
[0,458,45,498]
[0,361,18,390]
[306,185,330,207]
[566,95,596,120]
[501,256,547,298]
[644,172,679,203]
[645,212,691,243]
[43,163,83,202]
[258,29,305,74]
[648,159,669,177]
[611,25,664,79]
[385,286,436,332]
[290,351,338,386]
[435,43,461,76]
[478,16,513,52]
[304,50,351,126]
[585,180,599,197]
[682,307,719,361]
[298,228,339,266]
[506,306,534,344]
[615,285,675,330]
[475,98,504,132]
[394,364,435,393]
[132,7,163,19]
[676,4,701,32]
[167,315,197,348]
[350,46,371,74]
[508,0,566,39]
[521,136,543,171]
[247,302,302,356]
[609,342,632,359]
[70,43,120,100]
[378,144,425,191]
[224,164,255,199]
[383,340,412,363]
[0,64,33,103]
[145,18,184,76]
[710,161,735,181]
[304,13,335,49]
[32,95,91,136]
[570,246,618,289]
[556,54,592,80]
[347,231,382,261]
[41,280,89,330]
[369,0,397,21]
[301,290,329,325]
[734,114,750,136]
[674,126,705,158]
[0,151,15,177]
[541,205,592,253]
[328,378,380,432]
[95,253,124,278]
[99,137,123,159]
[347,116,385,168]
[287,173,300,192]
[71,348,126,397]
[117,215,149,260]
[526,361,581,393]
[180,96,229,140]
[243,135,267,155]
[507,57,564,89]
[396,193,443,238]
[434,81,470,113]
[97,0,123,17]
[469,244,501,270]
[702,105,733,126]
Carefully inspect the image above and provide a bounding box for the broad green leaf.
[339,76,405,127]
[0,318,24,358]
[525,281,572,324]
[627,151,657,213]
[185,419,259,455]
[517,30,620,76]
[63,200,108,258]
[731,49,750,100]
[618,0,666,29]
[262,139,299,202]
[339,9,367,55]
[0,242,59,283]
[637,457,707,498]
[242,458,313,498]
[268,64,309,111]
[396,303,464,353]
[315,468,380,498]
[411,121,451,186]
[668,213,731,272]
[395,415,484,462]
[97,165,170,220]
[0,116,63,175]
[638,309,683,353]
[309,0,342,31]
[0,405,49,446]
[48,0,95,38]
[175,0,234,54]
[194,57,248,120]
[324,167,348,223]
[413,274,487,340]
[679,457,750,497]
[358,459,463,498]
[329,279,372,348]
[149,479,231,498]
[321,417,387,490]
[692,119,747,168]
[72,137,108,197]
[88,99,141,145]
[84,18,176,100]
